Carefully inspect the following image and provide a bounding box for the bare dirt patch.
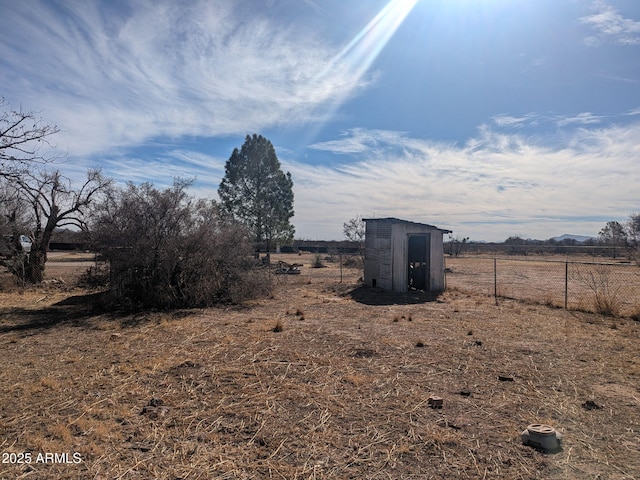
[0,253,639,479]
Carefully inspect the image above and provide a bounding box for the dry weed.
[0,253,638,479]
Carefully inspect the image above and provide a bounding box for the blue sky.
[1,0,639,241]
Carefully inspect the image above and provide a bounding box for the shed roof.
[363,217,452,234]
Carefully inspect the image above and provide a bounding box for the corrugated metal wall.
[365,219,447,293]
[377,222,392,290]
[429,232,446,291]
[364,222,378,287]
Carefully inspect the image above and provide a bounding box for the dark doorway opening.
[408,234,430,291]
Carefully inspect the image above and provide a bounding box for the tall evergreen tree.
[218,134,294,251]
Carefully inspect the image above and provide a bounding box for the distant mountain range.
[551,234,596,243]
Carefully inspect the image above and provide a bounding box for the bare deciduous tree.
[343,215,365,270]
[446,235,470,257]
[343,215,365,245]
[13,168,111,283]
[599,215,640,266]
[1,97,60,176]
[598,220,626,259]
[626,212,640,266]
[0,179,33,280]
[0,178,30,240]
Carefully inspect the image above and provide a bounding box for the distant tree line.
[442,214,640,265]
[597,214,640,265]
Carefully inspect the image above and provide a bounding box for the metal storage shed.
[363,218,452,293]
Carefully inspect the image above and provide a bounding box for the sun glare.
[307,0,419,141]
[332,0,419,81]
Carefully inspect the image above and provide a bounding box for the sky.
[1,0,639,242]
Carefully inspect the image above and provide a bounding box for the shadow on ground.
[0,292,112,333]
[0,291,168,333]
[347,285,443,306]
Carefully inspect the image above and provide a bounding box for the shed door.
[408,234,430,291]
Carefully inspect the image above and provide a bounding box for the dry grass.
[446,256,640,317]
[0,253,639,479]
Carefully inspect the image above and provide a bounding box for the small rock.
[130,442,154,452]
[428,395,443,409]
[582,400,602,410]
[140,405,170,419]
[459,389,472,397]
[498,375,514,382]
[176,361,198,368]
[140,398,169,419]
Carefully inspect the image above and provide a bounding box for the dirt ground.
[446,256,640,317]
[0,253,639,479]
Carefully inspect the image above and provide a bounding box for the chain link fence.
[446,256,640,318]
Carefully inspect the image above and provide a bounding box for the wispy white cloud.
[529,57,547,67]
[492,113,540,128]
[596,73,640,84]
[67,121,640,242]
[581,0,640,46]
[288,123,640,241]
[95,149,225,199]
[0,0,370,157]
[2,1,638,243]
[555,112,604,127]
[492,112,606,130]
[308,128,413,155]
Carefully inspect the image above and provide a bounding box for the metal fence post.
[494,257,498,305]
[564,260,568,310]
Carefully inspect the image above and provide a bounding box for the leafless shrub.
[573,263,621,316]
[76,263,109,289]
[91,180,270,308]
[311,254,324,268]
[2,252,27,286]
[342,254,363,269]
